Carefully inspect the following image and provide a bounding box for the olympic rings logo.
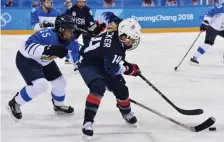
[1,13,11,27]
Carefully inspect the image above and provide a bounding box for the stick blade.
[177,108,204,115]
[174,66,178,71]
[190,117,216,132]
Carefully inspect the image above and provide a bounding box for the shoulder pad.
[85,6,91,10]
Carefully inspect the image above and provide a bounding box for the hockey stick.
[174,32,202,71]
[130,99,215,132]
[74,25,89,34]
[138,72,203,115]
[68,50,79,71]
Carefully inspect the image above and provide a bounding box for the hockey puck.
[209,127,216,131]
[174,67,178,71]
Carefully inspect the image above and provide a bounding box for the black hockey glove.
[200,20,209,31]
[91,23,106,36]
[123,62,140,76]
[91,26,102,37]
[42,21,54,28]
[42,45,68,59]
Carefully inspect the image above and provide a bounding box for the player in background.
[216,0,224,4]
[190,2,224,64]
[6,14,80,121]
[65,0,100,63]
[78,18,142,138]
[31,0,61,31]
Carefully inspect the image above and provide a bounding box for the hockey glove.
[91,26,103,37]
[43,21,54,28]
[200,20,209,31]
[123,62,140,76]
[92,22,106,36]
[42,45,68,59]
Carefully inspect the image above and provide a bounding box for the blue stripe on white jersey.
[19,28,80,66]
[204,3,224,31]
[206,3,224,17]
[25,43,46,58]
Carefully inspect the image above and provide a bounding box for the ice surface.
[1,33,224,142]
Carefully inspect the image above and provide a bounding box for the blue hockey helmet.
[55,14,75,42]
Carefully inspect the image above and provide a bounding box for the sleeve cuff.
[204,15,211,24]
[33,23,42,31]
[119,64,127,74]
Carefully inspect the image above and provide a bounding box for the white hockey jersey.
[204,3,224,31]
[19,28,80,66]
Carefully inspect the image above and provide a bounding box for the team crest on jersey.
[72,12,76,16]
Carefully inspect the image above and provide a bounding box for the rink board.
[1,6,211,34]
[0,27,200,35]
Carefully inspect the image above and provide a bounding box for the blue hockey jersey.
[19,28,80,66]
[31,6,61,31]
[81,31,126,76]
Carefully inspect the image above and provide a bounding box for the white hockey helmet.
[118,18,142,51]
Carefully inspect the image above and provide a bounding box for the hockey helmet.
[118,18,142,51]
[55,14,75,42]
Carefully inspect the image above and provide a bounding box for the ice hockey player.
[78,18,142,138]
[31,0,61,31]
[190,2,224,64]
[64,0,100,63]
[6,14,80,121]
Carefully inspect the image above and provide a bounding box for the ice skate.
[82,121,94,141]
[190,57,199,64]
[52,99,74,115]
[6,93,22,122]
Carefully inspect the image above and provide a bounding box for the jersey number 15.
[40,29,51,38]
